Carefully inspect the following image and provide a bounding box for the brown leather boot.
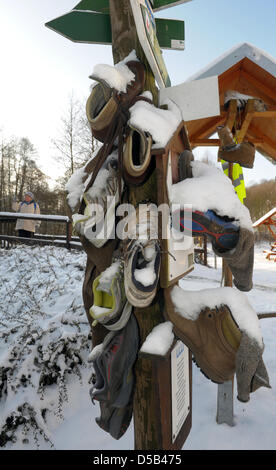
[217,125,255,169]
[164,286,242,383]
[87,61,146,143]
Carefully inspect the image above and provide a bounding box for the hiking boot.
[172,208,239,251]
[90,314,139,407]
[89,259,133,331]
[122,205,161,308]
[217,125,255,168]
[123,124,153,186]
[164,286,242,383]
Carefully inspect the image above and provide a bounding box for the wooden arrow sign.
[45,10,185,51]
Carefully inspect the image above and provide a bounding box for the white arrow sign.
[159,76,220,121]
[130,0,171,88]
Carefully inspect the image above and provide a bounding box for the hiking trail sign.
[45,0,190,88]
[45,11,185,50]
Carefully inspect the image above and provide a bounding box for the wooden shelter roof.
[185,43,276,164]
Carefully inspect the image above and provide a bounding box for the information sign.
[130,0,171,88]
[171,341,190,443]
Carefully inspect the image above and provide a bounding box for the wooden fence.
[0,212,82,250]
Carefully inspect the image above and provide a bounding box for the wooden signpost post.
[46,0,194,450]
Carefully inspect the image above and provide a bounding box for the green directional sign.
[73,0,192,13]
[73,0,110,13]
[156,18,184,49]
[153,0,192,12]
[46,11,112,44]
[45,10,185,50]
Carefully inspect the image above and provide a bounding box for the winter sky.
[0,0,276,187]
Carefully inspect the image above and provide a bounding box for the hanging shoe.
[86,82,119,143]
[172,208,240,251]
[123,205,161,308]
[217,125,255,169]
[90,314,139,408]
[178,149,194,181]
[95,399,134,440]
[89,259,132,331]
[74,158,123,248]
[123,124,153,186]
[164,286,242,384]
[87,60,146,143]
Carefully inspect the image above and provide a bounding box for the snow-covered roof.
[184,43,276,164]
[253,207,276,227]
[187,42,276,82]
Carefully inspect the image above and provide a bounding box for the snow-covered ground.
[0,242,275,450]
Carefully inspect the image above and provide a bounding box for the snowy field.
[0,241,275,451]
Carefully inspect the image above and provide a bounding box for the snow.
[187,42,276,82]
[0,242,276,450]
[128,98,182,149]
[91,64,135,94]
[140,322,174,356]
[65,147,106,212]
[66,150,119,216]
[172,161,253,230]
[224,90,267,110]
[65,165,88,211]
[97,260,121,288]
[171,285,263,347]
[134,259,156,287]
[0,212,69,221]
[90,50,138,93]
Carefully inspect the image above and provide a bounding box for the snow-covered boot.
[164,286,242,384]
[86,60,146,143]
[122,204,161,308]
[123,124,153,186]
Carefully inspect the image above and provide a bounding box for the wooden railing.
[0,212,81,250]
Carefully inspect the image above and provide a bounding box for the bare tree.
[52,91,99,182]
